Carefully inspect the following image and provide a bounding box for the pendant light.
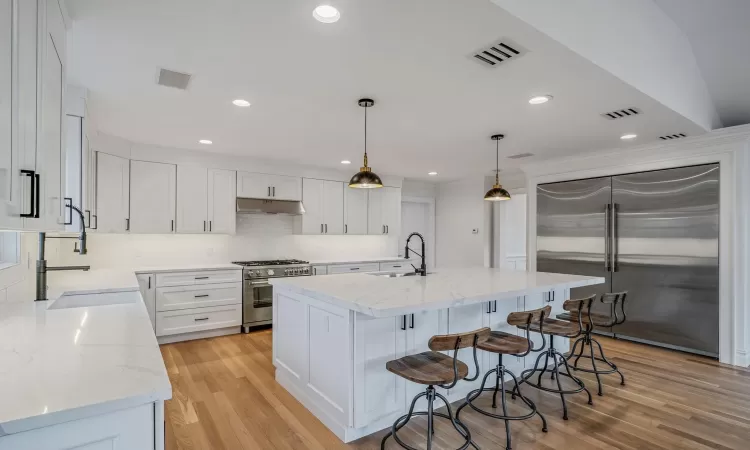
[349,98,383,189]
[484,134,511,201]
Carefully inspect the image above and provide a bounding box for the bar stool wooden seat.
[455,306,551,450]
[556,292,628,395]
[514,295,596,420]
[381,327,491,450]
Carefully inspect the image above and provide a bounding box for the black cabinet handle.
[203,221,206,232]
[493,301,497,312]
[148,276,151,289]
[349,267,360,271]
[194,317,209,321]
[33,173,40,218]
[171,219,174,232]
[273,186,275,197]
[20,170,34,218]
[85,209,90,228]
[194,294,209,298]
[209,220,212,232]
[63,198,73,225]
[344,224,347,234]
[409,314,414,329]
[401,315,407,331]
[487,302,492,314]
[126,218,130,231]
[92,214,98,230]
[195,276,210,280]
[268,186,271,197]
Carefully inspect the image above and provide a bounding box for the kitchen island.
[270,268,604,442]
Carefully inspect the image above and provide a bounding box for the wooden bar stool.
[513,295,595,420]
[455,306,551,450]
[557,291,628,395]
[381,327,491,450]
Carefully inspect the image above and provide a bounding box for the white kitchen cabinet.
[312,265,327,275]
[296,178,343,235]
[156,304,242,336]
[237,171,301,201]
[445,303,487,397]
[137,273,156,330]
[95,152,130,233]
[155,282,241,312]
[0,402,161,450]
[176,165,207,233]
[207,168,236,234]
[176,166,235,234]
[367,187,401,236]
[344,187,368,235]
[0,0,22,230]
[327,262,380,274]
[379,261,410,272]
[129,160,176,233]
[154,269,241,287]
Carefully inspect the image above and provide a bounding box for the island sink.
[269,268,604,442]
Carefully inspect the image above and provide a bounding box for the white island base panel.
[271,270,603,443]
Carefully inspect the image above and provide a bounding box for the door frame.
[401,196,436,270]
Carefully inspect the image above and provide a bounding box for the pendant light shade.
[349,98,383,189]
[484,134,511,201]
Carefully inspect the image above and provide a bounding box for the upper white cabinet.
[0,0,21,230]
[176,165,235,234]
[344,188,368,235]
[368,187,401,235]
[95,152,129,233]
[129,160,176,233]
[237,171,301,201]
[296,178,343,235]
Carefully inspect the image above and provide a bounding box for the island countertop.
[270,268,604,317]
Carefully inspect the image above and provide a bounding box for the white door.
[207,168,236,234]
[400,200,434,268]
[344,188,367,235]
[0,1,21,230]
[301,178,324,234]
[176,165,207,233]
[323,180,343,234]
[270,174,302,201]
[129,160,176,233]
[38,6,66,231]
[367,189,383,235]
[95,152,129,233]
[237,171,273,198]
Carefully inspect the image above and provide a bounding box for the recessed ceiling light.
[341,160,351,165]
[428,172,438,176]
[529,95,552,105]
[313,5,340,23]
[232,99,251,107]
[199,139,212,145]
[620,134,637,140]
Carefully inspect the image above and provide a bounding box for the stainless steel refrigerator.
[536,164,720,357]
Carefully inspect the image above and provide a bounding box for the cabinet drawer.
[379,262,410,272]
[156,304,242,336]
[156,282,241,312]
[155,270,241,287]
[327,263,380,274]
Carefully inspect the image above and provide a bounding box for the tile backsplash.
[50,214,398,269]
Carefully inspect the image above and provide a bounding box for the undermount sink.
[49,290,141,310]
[369,271,432,278]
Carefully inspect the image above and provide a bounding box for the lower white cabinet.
[129,160,176,233]
[137,273,156,330]
[327,263,380,274]
[311,265,328,276]
[156,282,241,312]
[154,269,241,287]
[156,304,242,336]
[0,402,161,450]
[379,261,410,272]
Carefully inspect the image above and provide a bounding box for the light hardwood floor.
[161,330,750,449]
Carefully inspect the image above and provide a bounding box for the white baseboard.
[735,350,750,367]
[156,326,240,345]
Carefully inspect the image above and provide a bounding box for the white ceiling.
[656,0,750,128]
[67,0,706,181]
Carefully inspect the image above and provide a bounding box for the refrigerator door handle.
[611,203,618,272]
[604,204,611,272]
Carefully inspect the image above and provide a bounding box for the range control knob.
[267,269,275,276]
[303,267,310,274]
[284,269,290,275]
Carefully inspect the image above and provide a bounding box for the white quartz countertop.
[0,269,171,435]
[308,256,412,265]
[271,268,605,317]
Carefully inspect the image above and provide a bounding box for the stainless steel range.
[232,259,312,332]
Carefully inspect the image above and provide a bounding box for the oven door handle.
[248,280,271,286]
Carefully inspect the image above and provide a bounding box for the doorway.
[400,197,436,269]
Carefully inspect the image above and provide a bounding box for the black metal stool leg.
[551,350,569,420]
[588,335,603,396]
[499,367,512,449]
[381,391,426,450]
[592,337,626,386]
[426,389,434,450]
[506,369,547,432]
[573,334,587,367]
[558,351,593,406]
[567,336,584,364]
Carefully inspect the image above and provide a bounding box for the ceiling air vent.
[601,108,641,120]
[471,39,527,67]
[156,68,192,90]
[659,133,687,140]
[507,153,534,160]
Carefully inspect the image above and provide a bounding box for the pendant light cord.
[363,104,368,167]
[495,139,499,184]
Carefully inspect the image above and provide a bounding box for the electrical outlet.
[472,228,479,234]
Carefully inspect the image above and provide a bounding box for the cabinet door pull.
[209,221,212,232]
[268,186,271,197]
[344,224,347,234]
[194,294,209,298]
[325,223,328,233]
[409,314,414,329]
[320,223,324,234]
[63,198,73,225]
[386,225,389,234]
[85,210,91,228]
[401,315,407,331]
[382,225,385,234]
[349,267,360,271]
[92,214,98,230]
[148,276,151,289]
[126,218,130,231]
[393,265,401,268]
[204,220,206,232]
[487,302,492,314]
[33,173,40,218]
[171,220,174,232]
[194,317,209,322]
[195,276,210,280]
[20,170,35,218]
[273,186,275,197]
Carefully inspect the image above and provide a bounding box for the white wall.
[402,179,437,199]
[492,0,720,131]
[50,214,399,269]
[435,178,488,268]
[0,233,42,304]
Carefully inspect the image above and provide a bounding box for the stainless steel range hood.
[236,198,305,215]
